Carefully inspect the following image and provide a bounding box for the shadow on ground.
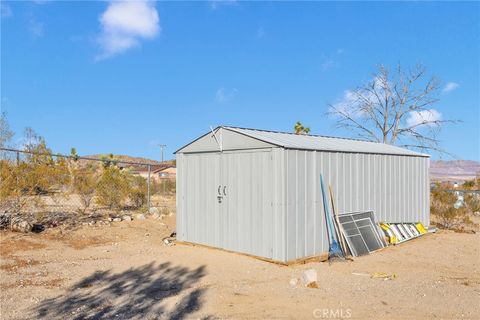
[33,262,208,320]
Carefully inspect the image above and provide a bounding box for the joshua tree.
[294,121,311,135]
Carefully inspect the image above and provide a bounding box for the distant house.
[128,165,163,181]
[153,166,176,181]
[128,165,176,182]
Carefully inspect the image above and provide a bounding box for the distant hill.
[430,160,480,182]
[83,154,174,167]
[82,154,476,182]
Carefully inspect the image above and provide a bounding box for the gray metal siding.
[177,148,287,262]
[285,150,429,261]
[177,128,430,263]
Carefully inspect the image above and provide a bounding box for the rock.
[48,221,58,228]
[108,217,113,222]
[289,278,299,287]
[160,207,172,217]
[31,224,45,233]
[0,213,11,230]
[301,269,318,288]
[11,219,32,233]
[149,207,160,215]
[112,218,121,222]
[135,214,145,221]
[163,238,174,246]
[122,216,132,222]
[152,213,160,219]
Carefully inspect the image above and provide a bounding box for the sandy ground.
[1,216,479,320]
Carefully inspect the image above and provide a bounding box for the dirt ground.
[1,216,479,320]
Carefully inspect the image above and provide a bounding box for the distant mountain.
[85,154,163,165]
[430,160,480,182]
[82,154,174,169]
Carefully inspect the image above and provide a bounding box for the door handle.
[223,186,227,196]
[218,186,221,195]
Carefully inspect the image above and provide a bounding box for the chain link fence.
[0,148,175,222]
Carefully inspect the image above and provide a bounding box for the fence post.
[147,164,151,212]
[16,151,20,165]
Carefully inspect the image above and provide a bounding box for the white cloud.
[210,0,237,10]
[330,89,367,116]
[320,49,345,71]
[28,17,44,37]
[406,109,442,127]
[97,0,160,60]
[442,82,459,94]
[321,59,335,70]
[330,76,392,118]
[215,88,238,103]
[256,26,266,39]
[1,3,13,18]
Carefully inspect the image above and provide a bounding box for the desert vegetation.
[0,120,155,218]
[430,177,480,230]
[0,149,150,215]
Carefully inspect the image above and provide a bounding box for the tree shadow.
[33,262,208,320]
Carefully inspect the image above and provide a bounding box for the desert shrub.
[72,169,97,213]
[465,194,480,213]
[462,176,479,190]
[151,179,175,195]
[155,179,176,195]
[0,151,67,213]
[431,188,471,229]
[0,160,32,212]
[128,175,148,209]
[95,166,130,210]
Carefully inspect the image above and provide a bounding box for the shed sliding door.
[221,150,273,259]
[182,150,274,259]
[182,152,221,247]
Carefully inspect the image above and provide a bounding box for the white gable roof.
[176,126,430,157]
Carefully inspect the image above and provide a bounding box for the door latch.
[217,185,223,203]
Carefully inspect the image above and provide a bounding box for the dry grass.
[0,277,63,290]
[0,237,47,256]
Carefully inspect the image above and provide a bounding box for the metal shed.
[175,126,430,263]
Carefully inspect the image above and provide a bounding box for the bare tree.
[328,64,457,154]
[0,112,14,149]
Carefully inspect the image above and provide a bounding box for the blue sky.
[1,1,479,161]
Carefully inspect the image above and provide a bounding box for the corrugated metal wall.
[177,128,430,263]
[177,148,287,262]
[284,150,430,261]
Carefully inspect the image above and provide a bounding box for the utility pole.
[158,144,166,163]
[158,144,167,199]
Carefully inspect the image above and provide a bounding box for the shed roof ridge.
[223,125,378,143]
[221,125,429,157]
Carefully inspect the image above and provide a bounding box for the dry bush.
[95,166,130,210]
[153,179,176,195]
[465,194,480,213]
[72,168,97,213]
[0,153,67,213]
[431,188,471,229]
[128,175,148,209]
[462,176,479,190]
